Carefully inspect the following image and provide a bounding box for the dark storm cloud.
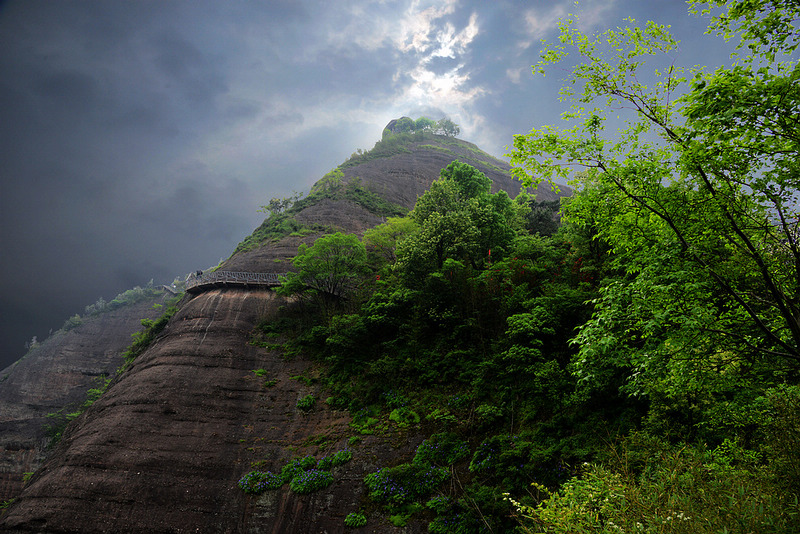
[0,0,739,369]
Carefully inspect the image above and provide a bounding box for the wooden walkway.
[185,271,286,293]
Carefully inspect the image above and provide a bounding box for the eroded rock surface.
[1,289,426,532]
[0,295,169,501]
[336,137,564,209]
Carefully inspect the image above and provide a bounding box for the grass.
[233,178,406,254]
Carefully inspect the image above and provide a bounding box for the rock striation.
[0,294,169,502]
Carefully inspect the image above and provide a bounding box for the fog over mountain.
[0,0,735,370]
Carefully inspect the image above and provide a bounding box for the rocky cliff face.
[2,289,430,533]
[0,131,568,532]
[0,294,169,502]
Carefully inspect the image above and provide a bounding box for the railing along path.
[185,271,286,293]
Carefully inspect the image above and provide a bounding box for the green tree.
[414,116,437,132]
[258,191,303,217]
[436,117,460,137]
[440,159,491,199]
[278,233,369,313]
[393,117,415,133]
[509,0,800,403]
[363,216,417,271]
[310,168,344,195]
[396,161,517,278]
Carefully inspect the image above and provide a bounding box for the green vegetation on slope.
[341,130,428,167]
[234,168,407,254]
[238,449,352,495]
[259,162,614,530]
[259,136,800,532]
[341,126,507,175]
[41,282,164,337]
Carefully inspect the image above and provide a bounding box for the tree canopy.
[277,232,368,313]
[509,1,800,396]
[382,116,462,138]
[396,161,522,277]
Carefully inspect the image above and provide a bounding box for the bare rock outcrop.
[0,294,169,501]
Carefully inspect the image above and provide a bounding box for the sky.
[0,0,737,370]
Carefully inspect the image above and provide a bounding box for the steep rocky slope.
[1,130,568,532]
[1,288,430,533]
[224,132,567,273]
[0,292,170,502]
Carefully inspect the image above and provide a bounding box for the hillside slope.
[0,290,170,502]
[224,131,566,273]
[0,129,565,532]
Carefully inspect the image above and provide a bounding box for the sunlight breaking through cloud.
[390,2,485,136]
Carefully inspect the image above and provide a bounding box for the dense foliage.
[249,3,800,530]
[262,161,616,529]
[503,0,800,531]
[383,116,460,138]
[265,32,799,527]
[237,449,352,496]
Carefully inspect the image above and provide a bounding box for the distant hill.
[0,288,171,501]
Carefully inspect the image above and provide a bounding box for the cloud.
[193,0,491,187]
[506,67,524,84]
[379,3,487,139]
[394,0,459,54]
[312,1,485,113]
[518,0,617,49]
[0,0,733,370]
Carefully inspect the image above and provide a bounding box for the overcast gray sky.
[0,0,735,369]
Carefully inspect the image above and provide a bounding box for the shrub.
[512,435,800,534]
[383,390,409,408]
[280,456,317,483]
[364,433,468,511]
[331,448,353,467]
[344,512,367,527]
[296,394,315,412]
[758,384,800,491]
[389,407,420,427]
[316,456,333,471]
[239,450,353,496]
[238,471,283,494]
[122,302,179,364]
[413,433,469,467]
[364,464,449,505]
[61,314,83,331]
[289,469,334,494]
[427,486,518,534]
